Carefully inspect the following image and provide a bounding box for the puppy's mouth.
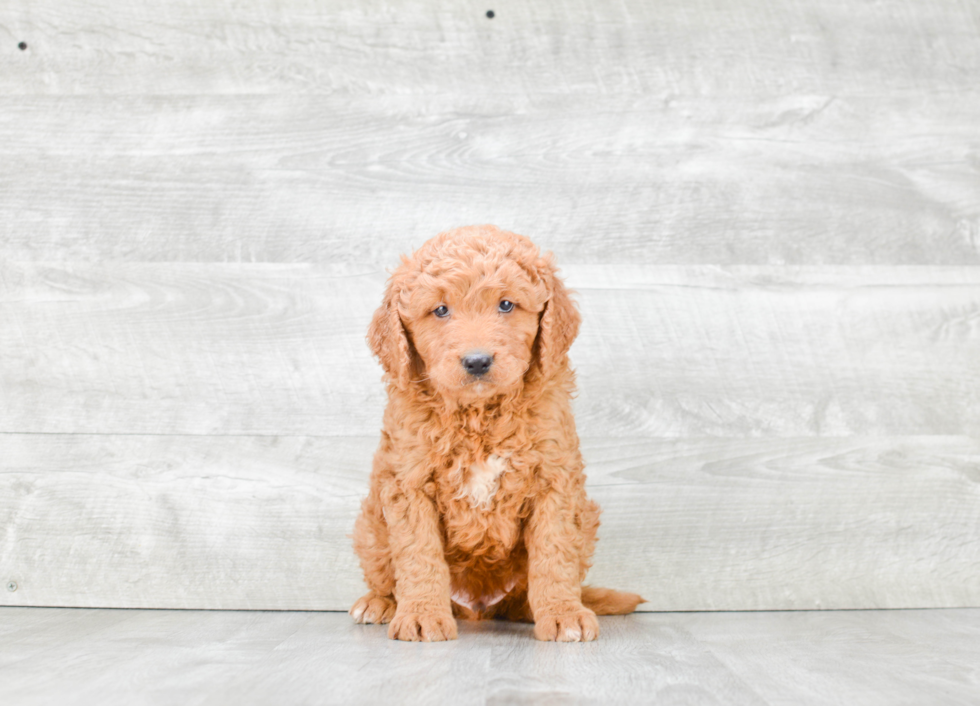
[456,371,513,398]
[461,376,496,394]
[433,356,528,397]
[457,360,530,394]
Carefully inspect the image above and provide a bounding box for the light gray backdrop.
[1,0,979,611]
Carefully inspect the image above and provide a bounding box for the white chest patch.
[456,454,509,509]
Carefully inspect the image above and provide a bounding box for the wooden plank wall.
[1,0,978,611]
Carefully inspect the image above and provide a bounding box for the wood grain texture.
[585,435,980,611]
[2,0,979,96]
[677,610,980,706]
[0,434,365,610]
[2,434,977,611]
[1,608,979,705]
[2,0,979,265]
[1,94,978,264]
[2,262,977,437]
[2,0,980,618]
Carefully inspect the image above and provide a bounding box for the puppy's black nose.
[462,352,493,377]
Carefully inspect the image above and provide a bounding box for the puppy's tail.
[581,586,647,615]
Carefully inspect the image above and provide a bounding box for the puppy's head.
[368,225,579,400]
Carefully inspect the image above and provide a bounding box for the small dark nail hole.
[18,42,28,51]
[486,10,495,18]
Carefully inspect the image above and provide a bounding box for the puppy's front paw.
[533,604,599,642]
[350,592,397,624]
[388,606,458,642]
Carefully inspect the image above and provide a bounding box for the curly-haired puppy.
[351,225,644,642]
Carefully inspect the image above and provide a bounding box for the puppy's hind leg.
[351,494,397,624]
[350,591,397,624]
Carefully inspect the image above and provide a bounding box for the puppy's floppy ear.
[534,254,581,379]
[367,276,418,389]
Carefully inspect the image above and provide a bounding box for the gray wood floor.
[1,607,979,706]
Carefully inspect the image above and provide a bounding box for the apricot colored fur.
[351,225,645,642]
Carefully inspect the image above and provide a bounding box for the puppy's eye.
[433,305,450,318]
[498,300,515,313]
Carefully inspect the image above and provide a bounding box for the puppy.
[351,225,644,642]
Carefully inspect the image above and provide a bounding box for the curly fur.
[351,225,645,642]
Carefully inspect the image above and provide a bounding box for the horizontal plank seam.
[2,604,978,614]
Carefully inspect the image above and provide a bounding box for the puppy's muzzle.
[461,351,493,378]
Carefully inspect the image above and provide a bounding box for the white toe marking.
[564,628,582,641]
[351,606,365,622]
